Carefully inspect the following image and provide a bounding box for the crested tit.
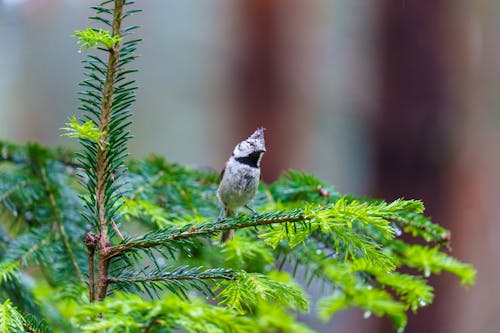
[217,128,266,243]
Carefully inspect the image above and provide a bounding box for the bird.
[217,128,266,243]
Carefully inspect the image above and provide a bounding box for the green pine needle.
[75,292,256,333]
[60,116,106,148]
[399,244,476,285]
[0,261,19,284]
[217,271,309,314]
[73,28,123,52]
[0,299,25,333]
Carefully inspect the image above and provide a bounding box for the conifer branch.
[0,141,79,170]
[40,167,84,285]
[108,266,233,299]
[106,210,307,259]
[0,180,29,202]
[141,316,161,333]
[389,215,451,246]
[108,268,233,284]
[17,233,53,266]
[94,0,126,302]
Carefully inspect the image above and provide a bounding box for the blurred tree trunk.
[233,0,284,183]
[231,0,312,183]
[371,1,455,332]
[444,2,500,333]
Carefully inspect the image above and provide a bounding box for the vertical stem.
[94,0,125,302]
[84,232,98,302]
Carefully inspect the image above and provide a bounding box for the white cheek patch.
[257,153,264,166]
[231,128,266,158]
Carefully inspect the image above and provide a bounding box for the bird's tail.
[220,208,235,243]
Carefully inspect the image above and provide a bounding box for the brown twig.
[84,232,98,302]
[142,317,162,333]
[94,0,125,301]
[106,214,307,259]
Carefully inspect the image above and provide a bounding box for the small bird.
[217,128,266,243]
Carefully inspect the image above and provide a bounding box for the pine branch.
[0,299,24,332]
[40,166,84,285]
[106,209,306,259]
[0,141,79,170]
[108,266,233,299]
[389,214,450,246]
[17,232,53,266]
[75,292,256,333]
[390,242,476,285]
[22,313,53,333]
[0,180,29,202]
[93,0,125,301]
[108,267,233,284]
[216,271,309,314]
[0,261,19,284]
[72,0,139,302]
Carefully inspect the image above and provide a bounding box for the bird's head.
[232,128,266,165]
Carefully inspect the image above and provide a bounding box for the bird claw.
[218,207,226,222]
[245,205,258,216]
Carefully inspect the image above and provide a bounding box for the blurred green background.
[1,1,498,332]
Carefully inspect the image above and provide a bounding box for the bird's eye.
[239,142,248,151]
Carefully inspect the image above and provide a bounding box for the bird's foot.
[218,207,226,222]
[245,205,259,216]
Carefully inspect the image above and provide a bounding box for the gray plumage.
[218,128,266,243]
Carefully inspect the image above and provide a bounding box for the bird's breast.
[218,162,260,210]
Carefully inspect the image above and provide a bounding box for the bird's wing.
[219,164,226,181]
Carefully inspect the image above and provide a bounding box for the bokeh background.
[1,0,498,332]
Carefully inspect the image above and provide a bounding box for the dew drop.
[363,311,372,319]
[315,249,323,255]
[394,226,402,236]
[419,300,427,307]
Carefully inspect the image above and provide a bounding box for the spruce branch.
[73,0,137,302]
[108,266,233,299]
[216,271,309,314]
[0,141,79,170]
[106,209,307,259]
[40,166,84,285]
[0,262,19,284]
[75,292,256,333]
[0,299,24,332]
[389,214,451,246]
[22,313,53,333]
[17,232,53,266]
[95,0,124,242]
[108,266,233,284]
[0,180,29,202]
